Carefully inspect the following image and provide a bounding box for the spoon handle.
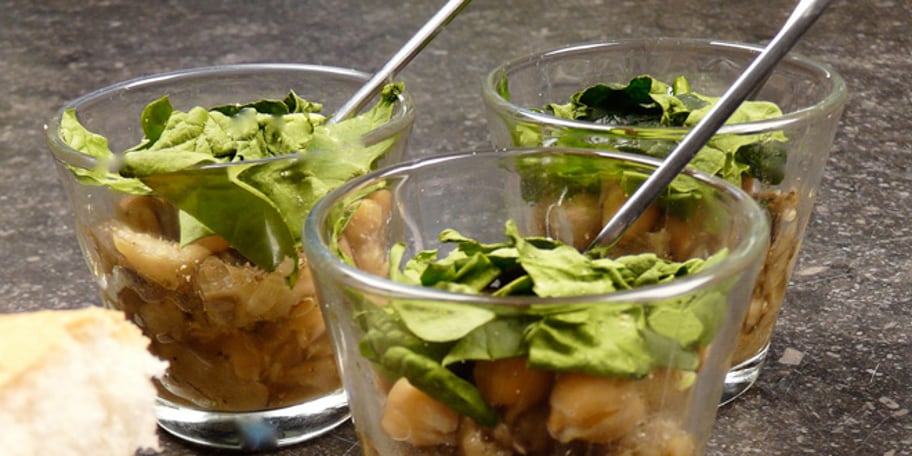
[329,0,472,123]
[585,0,833,252]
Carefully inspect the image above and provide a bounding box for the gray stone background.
[1,0,910,454]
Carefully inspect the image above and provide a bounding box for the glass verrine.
[303,148,769,455]
[482,38,847,403]
[44,64,415,450]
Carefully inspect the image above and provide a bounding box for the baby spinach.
[358,220,732,426]
[525,303,655,377]
[381,346,499,427]
[57,110,152,195]
[58,83,405,274]
[507,74,788,187]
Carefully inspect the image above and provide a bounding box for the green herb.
[380,346,499,427]
[58,83,405,274]
[58,110,152,195]
[508,74,788,186]
[357,220,731,426]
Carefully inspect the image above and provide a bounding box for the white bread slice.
[0,307,166,456]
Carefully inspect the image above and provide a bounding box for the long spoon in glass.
[586,0,833,252]
[328,0,472,123]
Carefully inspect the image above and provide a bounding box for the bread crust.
[0,307,147,389]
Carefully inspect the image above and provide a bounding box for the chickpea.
[547,372,645,444]
[601,182,661,245]
[381,378,460,447]
[539,191,604,250]
[344,190,392,276]
[473,357,552,421]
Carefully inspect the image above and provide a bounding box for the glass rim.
[44,63,416,170]
[303,147,770,308]
[481,37,848,136]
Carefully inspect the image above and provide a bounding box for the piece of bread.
[0,307,167,456]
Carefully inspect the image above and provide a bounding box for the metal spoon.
[328,0,472,123]
[585,0,833,252]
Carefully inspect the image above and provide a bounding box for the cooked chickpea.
[473,357,552,421]
[344,190,392,276]
[381,378,460,447]
[547,372,645,444]
[540,191,604,250]
[601,184,661,242]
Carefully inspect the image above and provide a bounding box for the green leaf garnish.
[517,75,788,187]
[356,220,735,426]
[140,164,297,275]
[392,300,496,343]
[57,83,405,274]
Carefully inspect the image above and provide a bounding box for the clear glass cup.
[481,38,847,403]
[44,64,415,450]
[303,148,769,455]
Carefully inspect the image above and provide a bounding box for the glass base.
[155,389,349,451]
[719,343,769,406]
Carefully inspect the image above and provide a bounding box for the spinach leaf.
[736,140,787,185]
[525,304,654,378]
[685,289,729,346]
[545,76,666,125]
[645,305,704,348]
[358,306,450,362]
[237,84,404,243]
[138,95,173,145]
[392,300,496,343]
[58,83,405,275]
[207,89,322,117]
[123,107,232,172]
[57,110,151,195]
[518,75,788,187]
[641,328,700,371]
[511,225,620,297]
[374,221,735,423]
[381,346,499,427]
[177,210,214,246]
[356,303,499,426]
[139,163,297,276]
[442,317,530,365]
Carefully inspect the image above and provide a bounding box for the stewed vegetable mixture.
[503,75,800,365]
[334,170,738,455]
[57,84,406,410]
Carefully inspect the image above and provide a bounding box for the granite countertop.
[1,0,910,454]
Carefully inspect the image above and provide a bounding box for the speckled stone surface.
[1,0,910,454]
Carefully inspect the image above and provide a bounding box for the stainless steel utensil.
[586,0,833,251]
[328,0,472,123]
